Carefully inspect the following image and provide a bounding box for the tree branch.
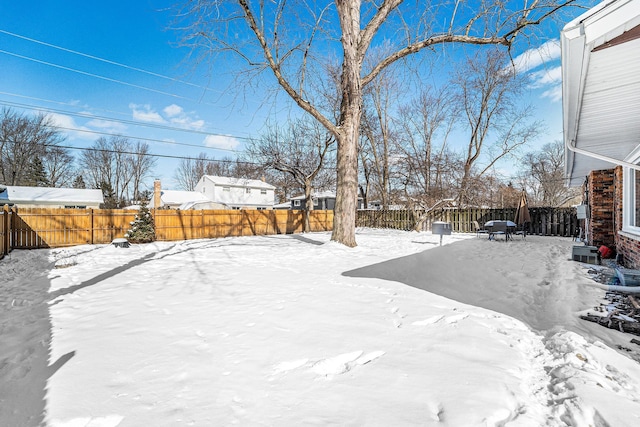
[237,0,338,135]
[363,34,507,86]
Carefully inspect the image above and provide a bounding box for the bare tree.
[360,61,403,209]
[248,119,335,232]
[0,108,66,186]
[395,86,457,206]
[79,136,154,207]
[519,140,578,206]
[129,141,157,202]
[174,156,203,191]
[178,0,577,246]
[453,49,542,206]
[44,146,76,187]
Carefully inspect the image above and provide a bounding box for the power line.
[0,29,219,94]
[0,138,258,166]
[0,48,209,104]
[0,98,256,142]
[46,124,245,153]
[57,144,258,165]
[0,91,139,120]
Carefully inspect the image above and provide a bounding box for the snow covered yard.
[2,229,640,426]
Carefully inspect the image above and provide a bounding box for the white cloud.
[529,66,562,88]
[542,85,563,103]
[164,104,205,130]
[169,115,205,130]
[85,118,127,134]
[163,104,183,118]
[203,135,241,150]
[129,103,165,124]
[512,39,561,73]
[130,103,205,130]
[47,113,93,140]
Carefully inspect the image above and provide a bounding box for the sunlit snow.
[2,229,640,426]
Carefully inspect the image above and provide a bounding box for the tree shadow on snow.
[343,237,580,333]
[0,254,74,426]
[0,243,185,425]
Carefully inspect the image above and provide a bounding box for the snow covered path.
[2,230,640,426]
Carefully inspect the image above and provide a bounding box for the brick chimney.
[153,179,162,209]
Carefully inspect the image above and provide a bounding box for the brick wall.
[588,169,616,248]
[612,166,640,268]
[585,166,640,269]
[616,233,640,268]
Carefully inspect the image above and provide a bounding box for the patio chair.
[473,220,490,238]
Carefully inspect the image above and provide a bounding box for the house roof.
[0,186,104,204]
[202,175,276,190]
[290,191,336,201]
[562,0,640,186]
[149,190,211,208]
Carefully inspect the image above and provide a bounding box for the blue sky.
[0,1,577,189]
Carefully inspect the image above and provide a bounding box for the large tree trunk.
[333,129,360,247]
[331,0,362,247]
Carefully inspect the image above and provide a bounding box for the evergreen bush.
[125,203,155,243]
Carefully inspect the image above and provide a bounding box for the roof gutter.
[566,138,640,171]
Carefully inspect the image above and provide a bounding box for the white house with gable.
[195,176,276,210]
[0,185,104,208]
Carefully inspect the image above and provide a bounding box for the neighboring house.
[148,190,211,209]
[562,0,640,267]
[195,175,276,210]
[290,191,337,210]
[0,185,104,208]
[289,191,365,210]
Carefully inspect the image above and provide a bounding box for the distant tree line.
[0,108,156,208]
[1,45,578,213]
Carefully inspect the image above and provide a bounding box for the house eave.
[562,0,640,186]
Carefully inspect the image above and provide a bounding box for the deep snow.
[2,229,640,426]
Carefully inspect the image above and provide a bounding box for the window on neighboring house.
[313,198,318,206]
[202,187,205,193]
[260,189,267,195]
[257,207,265,210]
[294,200,301,207]
[223,186,230,192]
[246,188,251,194]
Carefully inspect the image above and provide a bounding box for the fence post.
[2,205,9,256]
[90,209,94,245]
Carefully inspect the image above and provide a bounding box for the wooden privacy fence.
[153,209,332,241]
[0,205,577,258]
[356,207,579,237]
[0,206,333,255]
